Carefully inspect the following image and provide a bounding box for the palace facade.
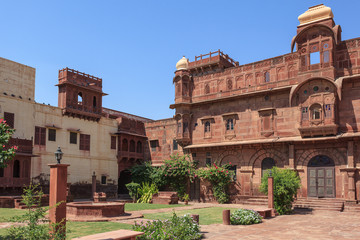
[1,4,360,202]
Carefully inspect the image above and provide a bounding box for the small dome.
[298,4,333,26]
[176,56,189,70]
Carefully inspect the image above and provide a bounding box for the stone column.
[268,176,276,217]
[49,164,70,237]
[348,141,354,168]
[289,145,294,169]
[92,172,96,200]
[222,210,230,225]
[347,141,356,202]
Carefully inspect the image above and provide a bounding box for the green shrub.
[126,182,141,202]
[133,211,202,240]
[260,167,301,215]
[230,209,262,225]
[129,162,165,189]
[137,182,158,203]
[197,163,234,203]
[5,184,66,240]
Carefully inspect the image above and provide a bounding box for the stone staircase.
[293,198,344,212]
[343,202,360,212]
[117,194,133,203]
[240,196,268,206]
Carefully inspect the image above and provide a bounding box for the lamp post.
[49,147,69,238]
[54,146,63,164]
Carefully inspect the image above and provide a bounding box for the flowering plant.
[161,154,197,199]
[0,118,17,168]
[133,211,202,240]
[196,163,234,203]
[230,209,262,225]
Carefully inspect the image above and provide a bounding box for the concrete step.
[117,194,133,203]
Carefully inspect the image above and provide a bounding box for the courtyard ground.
[1,203,360,239]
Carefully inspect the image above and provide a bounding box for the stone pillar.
[348,141,354,168]
[347,141,356,202]
[222,210,230,225]
[191,214,199,224]
[289,145,295,169]
[92,172,96,200]
[49,164,70,237]
[268,176,275,217]
[347,171,356,202]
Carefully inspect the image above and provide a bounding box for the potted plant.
[183,193,190,205]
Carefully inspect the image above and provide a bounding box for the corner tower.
[57,68,107,121]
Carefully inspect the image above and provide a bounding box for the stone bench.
[256,208,273,218]
[152,191,179,204]
[72,229,144,240]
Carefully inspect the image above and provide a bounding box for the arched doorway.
[118,170,132,194]
[307,155,335,198]
[261,158,275,177]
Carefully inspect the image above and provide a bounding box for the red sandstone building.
[1,4,360,204]
[155,4,360,202]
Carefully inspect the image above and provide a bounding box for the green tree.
[260,167,301,215]
[0,118,17,168]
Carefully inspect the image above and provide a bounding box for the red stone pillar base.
[49,164,70,237]
[268,176,276,217]
[222,210,230,225]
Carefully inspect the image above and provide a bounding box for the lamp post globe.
[54,147,63,164]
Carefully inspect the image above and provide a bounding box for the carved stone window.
[205,84,210,94]
[264,72,270,82]
[310,104,322,120]
[226,119,234,131]
[227,79,233,90]
[204,121,211,133]
[258,108,275,137]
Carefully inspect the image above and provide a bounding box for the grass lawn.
[0,221,133,239]
[0,208,26,222]
[143,207,239,225]
[125,203,186,211]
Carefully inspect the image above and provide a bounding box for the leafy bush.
[0,118,17,168]
[133,211,202,240]
[197,163,234,203]
[5,184,66,240]
[137,182,158,203]
[126,182,141,202]
[129,162,165,189]
[260,167,301,215]
[230,209,262,225]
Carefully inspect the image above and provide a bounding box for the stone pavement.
[122,203,360,240]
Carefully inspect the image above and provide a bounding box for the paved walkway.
[121,203,360,240]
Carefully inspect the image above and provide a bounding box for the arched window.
[78,92,83,104]
[122,139,128,151]
[310,104,322,120]
[130,140,135,152]
[265,72,270,82]
[136,141,142,153]
[204,121,211,133]
[13,160,20,178]
[226,119,234,131]
[261,158,275,177]
[93,96,97,108]
[205,84,210,94]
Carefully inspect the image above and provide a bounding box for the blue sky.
[1,1,358,120]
